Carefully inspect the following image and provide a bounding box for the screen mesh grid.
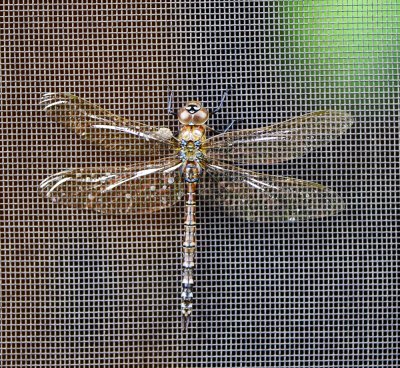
[1,1,399,367]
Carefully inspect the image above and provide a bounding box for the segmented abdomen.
[181,181,197,326]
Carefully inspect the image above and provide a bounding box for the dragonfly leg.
[167,87,177,117]
[223,118,242,133]
[207,119,242,135]
[210,88,230,116]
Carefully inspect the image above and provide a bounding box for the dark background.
[1,1,399,367]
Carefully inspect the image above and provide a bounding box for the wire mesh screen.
[1,1,399,367]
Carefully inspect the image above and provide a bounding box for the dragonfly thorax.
[178,125,207,158]
[178,125,207,181]
[181,141,199,161]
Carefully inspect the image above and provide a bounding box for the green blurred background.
[281,1,399,112]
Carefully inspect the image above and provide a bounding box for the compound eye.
[192,108,209,125]
[177,107,192,124]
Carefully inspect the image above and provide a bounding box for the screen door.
[1,1,399,367]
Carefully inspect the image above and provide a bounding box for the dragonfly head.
[178,100,209,126]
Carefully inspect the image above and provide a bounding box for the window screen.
[1,1,399,367]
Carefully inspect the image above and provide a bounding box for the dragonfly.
[39,91,353,329]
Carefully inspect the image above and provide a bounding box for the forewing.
[206,110,353,164]
[41,92,177,155]
[40,158,184,214]
[206,161,344,222]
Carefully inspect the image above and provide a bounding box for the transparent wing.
[40,157,184,214]
[206,161,344,222]
[41,92,177,155]
[205,110,354,164]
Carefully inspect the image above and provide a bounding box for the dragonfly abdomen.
[178,122,207,328]
[181,181,197,328]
